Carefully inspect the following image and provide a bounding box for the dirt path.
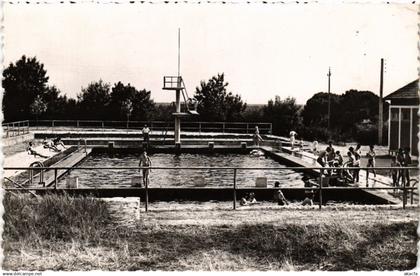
[103,198,419,227]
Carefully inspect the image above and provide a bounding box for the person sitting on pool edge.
[273,181,289,206]
[138,150,152,187]
[53,137,66,150]
[43,138,61,152]
[240,192,259,206]
[302,176,315,206]
[27,142,49,158]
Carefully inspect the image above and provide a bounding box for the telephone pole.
[378,58,384,145]
[327,67,331,131]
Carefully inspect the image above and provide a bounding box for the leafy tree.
[109,82,155,121]
[30,95,47,122]
[301,90,387,142]
[3,55,49,121]
[263,96,302,136]
[301,92,342,128]
[41,85,72,119]
[77,80,111,120]
[194,73,246,121]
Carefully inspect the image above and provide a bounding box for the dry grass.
[2,194,418,271]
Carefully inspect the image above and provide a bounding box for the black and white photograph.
[1,1,419,273]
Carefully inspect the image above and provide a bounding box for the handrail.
[2,120,30,125]
[28,120,273,134]
[3,166,418,170]
[2,120,30,138]
[3,165,417,212]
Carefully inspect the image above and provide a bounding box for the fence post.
[403,174,406,209]
[17,122,20,136]
[233,168,237,210]
[40,168,45,187]
[54,168,58,189]
[246,123,249,134]
[102,121,104,128]
[199,122,202,134]
[222,122,225,133]
[318,172,323,210]
[6,124,9,138]
[29,169,33,185]
[77,120,80,128]
[145,175,149,212]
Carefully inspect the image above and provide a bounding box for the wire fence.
[3,166,418,212]
[24,120,272,134]
[2,120,30,138]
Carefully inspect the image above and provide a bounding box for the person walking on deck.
[345,149,355,183]
[317,147,331,175]
[326,141,336,168]
[389,156,401,194]
[253,126,264,147]
[138,151,152,187]
[142,124,151,144]
[396,148,405,186]
[289,130,297,150]
[351,145,361,183]
[402,148,412,186]
[366,145,377,180]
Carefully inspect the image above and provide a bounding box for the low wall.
[11,187,392,205]
[3,133,34,147]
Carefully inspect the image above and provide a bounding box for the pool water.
[60,153,308,188]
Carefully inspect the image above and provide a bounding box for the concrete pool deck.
[270,146,417,205]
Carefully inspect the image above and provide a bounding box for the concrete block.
[131,176,143,187]
[194,176,206,187]
[108,141,114,149]
[241,142,247,149]
[66,177,79,188]
[208,142,214,150]
[255,177,267,187]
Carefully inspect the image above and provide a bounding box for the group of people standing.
[315,142,413,187]
[390,148,412,189]
[316,142,377,184]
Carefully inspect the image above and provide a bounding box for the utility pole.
[327,67,331,132]
[378,58,384,145]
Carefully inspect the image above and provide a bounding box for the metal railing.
[28,120,273,134]
[163,76,183,89]
[3,166,418,212]
[2,120,30,138]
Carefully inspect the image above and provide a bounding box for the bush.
[3,193,111,242]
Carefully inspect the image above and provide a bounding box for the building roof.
[384,79,419,100]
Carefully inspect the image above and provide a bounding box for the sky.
[3,3,418,104]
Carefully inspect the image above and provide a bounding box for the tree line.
[3,55,386,144]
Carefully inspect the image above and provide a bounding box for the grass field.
[2,193,418,271]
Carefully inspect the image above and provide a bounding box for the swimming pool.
[60,152,308,188]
